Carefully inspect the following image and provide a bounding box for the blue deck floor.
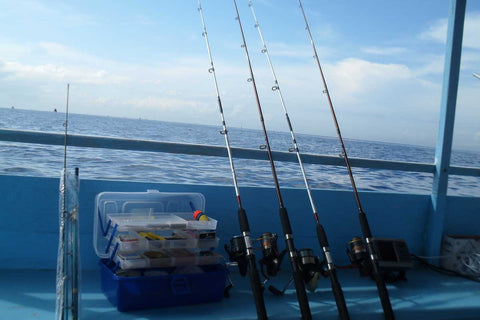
[1,266,479,320]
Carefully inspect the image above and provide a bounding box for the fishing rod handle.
[291,258,312,320]
[238,207,250,232]
[238,208,268,319]
[247,254,268,320]
[315,223,329,246]
[279,208,312,320]
[359,211,373,238]
[279,207,293,234]
[359,211,394,318]
[315,224,350,319]
[328,269,350,320]
[373,272,395,320]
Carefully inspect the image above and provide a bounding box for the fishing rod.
[232,1,311,319]
[70,164,80,320]
[56,84,80,320]
[57,83,70,320]
[197,2,268,319]
[298,1,395,319]
[247,1,349,319]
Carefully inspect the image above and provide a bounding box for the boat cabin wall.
[0,174,478,270]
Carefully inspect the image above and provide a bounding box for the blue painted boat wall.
[1,174,478,271]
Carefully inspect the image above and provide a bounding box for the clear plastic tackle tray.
[94,190,216,259]
[114,250,223,269]
[114,231,219,253]
[106,212,217,231]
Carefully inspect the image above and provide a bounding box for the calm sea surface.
[0,108,478,197]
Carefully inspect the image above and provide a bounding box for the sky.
[0,0,479,151]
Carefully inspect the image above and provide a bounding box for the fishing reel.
[259,233,286,279]
[347,236,412,283]
[346,237,372,277]
[268,247,326,296]
[298,248,326,292]
[224,235,248,276]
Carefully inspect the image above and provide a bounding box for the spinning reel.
[225,233,286,278]
[258,233,325,295]
[224,235,249,276]
[226,232,327,295]
[259,233,286,279]
[347,236,412,283]
[268,248,326,296]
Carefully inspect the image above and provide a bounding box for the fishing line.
[232,0,311,319]
[247,1,349,319]
[197,2,268,319]
[298,1,395,319]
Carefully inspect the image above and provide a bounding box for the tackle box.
[94,190,219,260]
[94,190,226,311]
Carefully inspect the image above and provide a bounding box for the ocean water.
[0,108,478,197]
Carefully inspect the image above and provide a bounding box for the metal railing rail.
[0,129,478,178]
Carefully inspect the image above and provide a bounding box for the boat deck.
[2,266,479,320]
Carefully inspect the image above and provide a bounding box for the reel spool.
[347,236,372,277]
[225,235,248,276]
[269,248,325,296]
[259,232,285,278]
[298,248,324,293]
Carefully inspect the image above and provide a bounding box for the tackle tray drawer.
[114,250,223,269]
[100,259,227,311]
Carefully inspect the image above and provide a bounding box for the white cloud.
[8,0,96,26]
[326,58,413,101]
[413,54,445,76]
[419,18,448,43]
[362,46,409,56]
[266,42,323,59]
[420,12,480,50]
[1,60,126,85]
[38,42,99,64]
[0,41,33,60]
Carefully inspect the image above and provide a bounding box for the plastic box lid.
[94,190,209,259]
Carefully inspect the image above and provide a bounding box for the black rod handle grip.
[238,207,250,232]
[373,272,395,320]
[328,269,350,320]
[316,224,350,319]
[247,254,268,320]
[359,210,372,238]
[238,207,267,319]
[279,207,311,320]
[316,223,329,247]
[291,263,312,320]
[279,207,293,234]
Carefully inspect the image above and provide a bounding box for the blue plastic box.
[100,260,227,311]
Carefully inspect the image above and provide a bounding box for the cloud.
[2,0,96,27]
[38,42,100,64]
[420,12,480,50]
[326,58,413,100]
[412,54,445,76]
[362,46,409,56]
[0,38,223,123]
[266,42,323,59]
[419,18,447,43]
[1,60,127,85]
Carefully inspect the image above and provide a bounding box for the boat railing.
[0,128,478,178]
